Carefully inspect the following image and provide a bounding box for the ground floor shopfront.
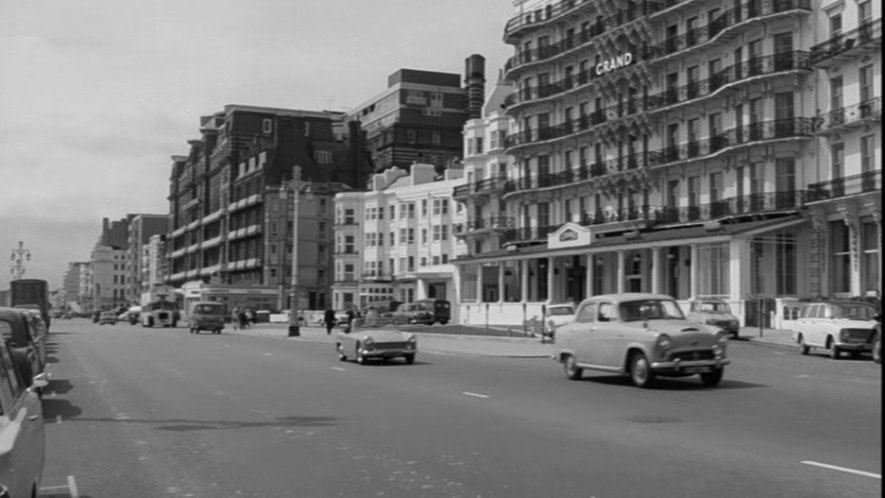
[453,212,882,328]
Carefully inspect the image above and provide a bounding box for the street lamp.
[287,165,314,337]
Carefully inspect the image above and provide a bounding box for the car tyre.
[404,354,415,364]
[563,354,583,380]
[337,343,347,362]
[829,340,841,360]
[700,367,724,387]
[629,352,656,388]
[873,334,881,364]
[798,335,810,355]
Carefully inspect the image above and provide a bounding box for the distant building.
[88,244,128,311]
[332,163,467,314]
[346,64,476,175]
[126,214,169,301]
[62,261,89,311]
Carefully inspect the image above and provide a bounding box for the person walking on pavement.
[324,308,336,335]
[231,307,240,330]
[245,308,254,329]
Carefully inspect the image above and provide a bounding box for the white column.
[652,247,662,294]
[546,257,555,303]
[585,254,594,297]
[617,250,625,294]
[521,259,529,302]
[498,262,505,303]
[690,243,699,299]
[476,264,484,302]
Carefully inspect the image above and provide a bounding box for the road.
[40,319,881,498]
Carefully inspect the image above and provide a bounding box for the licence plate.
[684,366,711,374]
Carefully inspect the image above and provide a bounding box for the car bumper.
[651,357,730,374]
[359,347,416,358]
[836,342,872,351]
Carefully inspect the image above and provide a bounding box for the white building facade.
[450,0,880,327]
[331,164,468,316]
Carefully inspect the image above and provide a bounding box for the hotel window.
[344,235,355,254]
[389,232,395,245]
[433,226,441,241]
[830,221,851,294]
[709,172,723,203]
[829,12,842,38]
[408,203,415,218]
[422,229,428,244]
[262,119,272,134]
[861,219,879,294]
[408,229,414,243]
[697,242,730,297]
[861,135,875,174]
[860,65,874,102]
[421,200,428,217]
[407,130,416,144]
[344,264,354,282]
[538,202,550,228]
[775,232,797,296]
[432,131,441,146]
[831,143,844,181]
[441,226,448,241]
[408,257,414,271]
[830,76,843,114]
[461,264,478,301]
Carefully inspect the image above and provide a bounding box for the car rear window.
[195,304,224,313]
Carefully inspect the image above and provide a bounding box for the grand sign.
[595,52,634,76]
[548,223,593,249]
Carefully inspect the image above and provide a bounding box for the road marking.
[332,367,346,371]
[69,475,80,498]
[462,392,490,399]
[802,461,882,479]
[264,353,272,356]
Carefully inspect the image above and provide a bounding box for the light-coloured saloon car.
[335,315,417,365]
[544,303,575,339]
[791,301,879,359]
[686,299,740,338]
[554,293,730,388]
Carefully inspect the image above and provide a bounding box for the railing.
[814,97,882,132]
[333,220,359,227]
[807,171,882,202]
[500,224,560,244]
[335,249,359,255]
[811,17,882,65]
[361,273,394,281]
[641,0,812,62]
[452,176,508,199]
[466,216,514,231]
[503,118,814,196]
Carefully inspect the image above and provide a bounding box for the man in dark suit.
[324,309,336,335]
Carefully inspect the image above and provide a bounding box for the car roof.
[580,293,676,304]
[548,304,574,309]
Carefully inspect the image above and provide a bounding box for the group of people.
[323,308,356,334]
[231,307,254,330]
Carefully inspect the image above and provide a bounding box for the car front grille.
[842,328,875,342]
[374,341,409,350]
[669,350,714,362]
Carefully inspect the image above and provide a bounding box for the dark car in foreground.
[554,293,730,388]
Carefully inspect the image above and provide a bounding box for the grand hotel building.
[453,0,880,327]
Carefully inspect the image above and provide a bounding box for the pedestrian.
[324,308,336,335]
[238,309,248,330]
[231,307,240,330]
[245,308,254,329]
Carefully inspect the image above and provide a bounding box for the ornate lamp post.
[287,166,313,337]
[9,241,31,280]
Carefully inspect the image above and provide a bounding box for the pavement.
[224,322,798,358]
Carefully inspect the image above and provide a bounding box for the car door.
[571,302,599,365]
[595,302,620,368]
[805,304,825,347]
[0,342,45,498]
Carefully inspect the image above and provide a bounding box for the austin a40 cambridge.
[553,293,731,388]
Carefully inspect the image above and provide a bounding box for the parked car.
[553,293,731,388]
[412,299,451,325]
[685,299,740,338]
[188,301,226,334]
[791,301,878,359]
[0,308,48,393]
[390,302,435,325]
[98,311,119,325]
[872,313,881,364]
[0,339,47,498]
[20,310,48,375]
[335,312,417,365]
[544,303,576,339]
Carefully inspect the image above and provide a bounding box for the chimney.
[464,54,486,120]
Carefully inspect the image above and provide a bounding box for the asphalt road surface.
[40,319,881,498]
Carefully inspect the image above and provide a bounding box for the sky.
[0,0,515,290]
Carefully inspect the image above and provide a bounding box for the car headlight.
[716,332,729,344]
[656,334,672,350]
[713,344,725,356]
[407,334,417,343]
[363,337,374,349]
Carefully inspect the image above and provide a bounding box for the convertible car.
[335,314,417,365]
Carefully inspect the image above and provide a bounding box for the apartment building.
[451,0,880,327]
[331,164,467,314]
[346,67,472,174]
[62,261,89,312]
[165,105,370,311]
[125,214,169,301]
[89,244,128,311]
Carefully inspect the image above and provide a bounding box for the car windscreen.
[619,300,685,322]
[547,306,574,316]
[831,304,876,320]
[194,304,224,314]
[697,302,731,313]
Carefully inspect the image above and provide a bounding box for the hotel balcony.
[228,194,262,214]
[333,220,359,227]
[227,224,262,241]
[813,98,881,136]
[641,0,812,64]
[500,225,560,245]
[810,18,882,68]
[170,247,187,260]
[455,216,514,238]
[452,176,508,203]
[806,171,882,203]
[201,234,224,249]
[360,273,395,283]
[503,118,814,197]
[201,208,224,225]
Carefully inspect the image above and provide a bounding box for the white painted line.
[332,367,346,371]
[802,461,882,479]
[68,475,80,498]
[462,392,490,399]
[264,353,272,356]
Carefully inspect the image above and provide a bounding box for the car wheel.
[337,343,347,362]
[873,334,881,364]
[798,335,810,355]
[629,352,656,388]
[700,367,724,387]
[829,340,841,360]
[563,354,583,380]
[404,354,415,364]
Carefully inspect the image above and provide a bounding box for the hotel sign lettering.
[548,222,593,249]
[595,52,634,76]
[559,229,579,242]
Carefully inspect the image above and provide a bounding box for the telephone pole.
[10,241,31,280]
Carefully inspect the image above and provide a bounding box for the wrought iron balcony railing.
[452,176,509,199]
[806,170,882,202]
[814,97,881,133]
[810,17,882,65]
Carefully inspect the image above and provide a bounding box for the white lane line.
[332,367,346,371]
[802,461,882,479]
[462,392,490,399]
[68,475,80,498]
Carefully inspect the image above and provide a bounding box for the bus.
[10,279,51,330]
